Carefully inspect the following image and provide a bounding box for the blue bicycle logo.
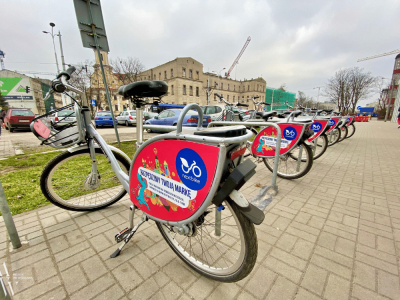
[283,126,297,140]
[329,120,335,126]
[311,122,322,132]
[176,148,207,190]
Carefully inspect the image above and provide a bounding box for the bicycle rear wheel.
[346,124,356,138]
[311,135,328,160]
[327,128,341,146]
[157,200,257,282]
[263,143,313,179]
[338,126,348,142]
[40,148,130,211]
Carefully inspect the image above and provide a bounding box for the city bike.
[30,67,265,282]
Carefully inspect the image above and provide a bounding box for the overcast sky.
[1,0,400,105]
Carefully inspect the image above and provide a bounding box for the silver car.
[50,110,76,129]
[116,110,140,126]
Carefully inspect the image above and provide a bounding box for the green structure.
[265,88,296,110]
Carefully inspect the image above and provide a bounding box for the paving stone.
[243,265,276,298]
[70,273,115,300]
[300,264,328,296]
[264,256,303,284]
[32,257,57,282]
[377,270,400,300]
[324,273,350,300]
[13,276,61,300]
[163,260,198,289]
[112,262,143,293]
[61,264,87,294]
[295,288,322,300]
[352,284,388,300]
[128,277,160,300]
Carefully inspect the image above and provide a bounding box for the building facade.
[90,52,267,113]
[0,70,62,114]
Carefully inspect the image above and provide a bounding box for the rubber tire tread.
[263,142,313,180]
[346,124,356,138]
[40,148,130,211]
[338,126,348,142]
[156,201,258,282]
[327,128,341,147]
[313,134,328,160]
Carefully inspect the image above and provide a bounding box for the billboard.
[0,77,33,100]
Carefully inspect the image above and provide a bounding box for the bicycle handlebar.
[237,103,249,107]
[56,66,76,81]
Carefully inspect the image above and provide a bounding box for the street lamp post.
[43,23,60,73]
[313,86,323,110]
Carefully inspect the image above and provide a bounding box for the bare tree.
[109,57,145,85]
[297,91,315,109]
[325,67,376,113]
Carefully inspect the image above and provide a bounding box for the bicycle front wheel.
[338,126,348,142]
[40,148,130,211]
[157,201,257,282]
[346,124,356,138]
[311,134,328,160]
[263,143,313,179]
[327,128,341,146]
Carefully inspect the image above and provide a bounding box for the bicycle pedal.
[115,227,129,243]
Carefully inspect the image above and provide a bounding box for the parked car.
[49,110,76,129]
[201,105,224,121]
[4,108,35,132]
[143,111,158,121]
[116,110,142,126]
[144,109,211,133]
[94,111,116,128]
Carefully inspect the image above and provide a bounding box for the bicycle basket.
[30,103,85,149]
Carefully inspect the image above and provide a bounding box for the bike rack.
[208,121,282,210]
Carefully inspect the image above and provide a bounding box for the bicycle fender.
[228,190,265,225]
[212,159,256,208]
[67,144,132,164]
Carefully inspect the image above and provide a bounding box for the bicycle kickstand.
[110,205,147,258]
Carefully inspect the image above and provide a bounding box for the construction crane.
[225,36,251,78]
[357,49,400,62]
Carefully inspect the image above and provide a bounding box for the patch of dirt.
[0,166,30,175]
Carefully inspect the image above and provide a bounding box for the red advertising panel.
[326,117,340,133]
[251,124,304,157]
[308,120,329,142]
[130,140,219,221]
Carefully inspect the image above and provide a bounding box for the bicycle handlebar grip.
[254,96,260,99]
[237,103,249,107]
[214,93,222,98]
[265,102,271,105]
[56,66,76,81]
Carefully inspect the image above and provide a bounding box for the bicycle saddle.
[118,80,168,98]
[256,111,277,120]
[193,125,247,138]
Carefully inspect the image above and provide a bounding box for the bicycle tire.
[157,200,257,282]
[40,148,130,211]
[338,126,348,142]
[327,128,341,146]
[263,143,313,179]
[311,134,328,160]
[346,124,356,138]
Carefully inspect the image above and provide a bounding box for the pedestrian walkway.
[1,120,400,300]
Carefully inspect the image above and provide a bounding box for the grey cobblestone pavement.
[1,120,400,300]
[0,129,16,159]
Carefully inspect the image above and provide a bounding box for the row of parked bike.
[212,94,356,180]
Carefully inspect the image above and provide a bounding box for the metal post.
[57,31,66,71]
[215,209,221,236]
[385,60,397,122]
[296,145,303,172]
[207,75,209,105]
[271,89,275,111]
[50,26,60,74]
[86,0,120,147]
[0,180,21,249]
[0,277,12,300]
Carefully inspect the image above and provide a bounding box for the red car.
[4,108,36,132]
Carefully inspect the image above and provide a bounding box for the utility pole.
[313,86,323,109]
[58,31,66,71]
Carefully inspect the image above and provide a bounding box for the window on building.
[159,73,161,80]
[171,85,174,95]
[242,96,244,102]
[101,54,104,61]
[183,102,187,105]
[234,85,236,91]
[233,96,235,101]
[113,95,117,100]
[221,94,223,98]
[257,84,259,91]
[248,85,250,91]
[171,69,174,77]
[221,83,224,90]
[115,104,118,111]
[164,71,167,79]
[247,96,249,102]
[228,84,230,90]
[189,86,193,96]
[182,68,186,77]
[196,71,199,80]
[196,87,199,97]
[189,70,193,78]
[154,75,156,80]
[227,95,229,100]
[183,85,187,95]
[148,76,150,80]
[214,94,217,101]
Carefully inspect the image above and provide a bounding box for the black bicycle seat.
[256,111,277,120]
[118,81,168,98]
[193,125,247,138]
